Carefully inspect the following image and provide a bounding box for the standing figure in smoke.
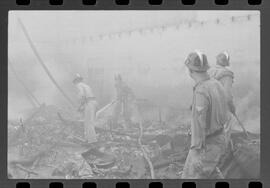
[73,74,98,144]
[209,52,235,115]
[208,52,239,146]
[112,74,135,128]
[182,51,229,179]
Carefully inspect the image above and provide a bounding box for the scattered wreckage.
[8,104,260,179]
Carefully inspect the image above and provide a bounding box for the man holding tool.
[182,51,229,178]
[73,74,98,144]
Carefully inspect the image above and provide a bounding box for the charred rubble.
[8,104,259,179]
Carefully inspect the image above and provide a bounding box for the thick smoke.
[8,11,260,133]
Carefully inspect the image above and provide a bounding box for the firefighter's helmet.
[216,51,230,67]
[185,50,209,72]
[73,73,83,84]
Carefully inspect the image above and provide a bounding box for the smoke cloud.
[8,11,260,133]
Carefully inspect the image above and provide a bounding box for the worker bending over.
[112,74,135,128]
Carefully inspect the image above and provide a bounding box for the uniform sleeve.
[77,84,85,99]
[115,84,121,100]
[218,69,234,80]
[191,90,209,150]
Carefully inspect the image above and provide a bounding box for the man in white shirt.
[73,74,98,144]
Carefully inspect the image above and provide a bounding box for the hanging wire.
[32,13,259,45]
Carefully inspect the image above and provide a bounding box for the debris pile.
[8,104,260,179]
[8,104,192,179]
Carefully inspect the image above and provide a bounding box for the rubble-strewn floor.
[8,105,190,179]
[8,105,260,179]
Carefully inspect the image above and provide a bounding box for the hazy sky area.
[8,11,260,133]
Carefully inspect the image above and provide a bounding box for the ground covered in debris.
[8,104,192,179]
[8,104,260,179]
